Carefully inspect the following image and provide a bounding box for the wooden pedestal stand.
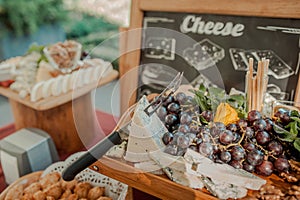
[0,70,119,155]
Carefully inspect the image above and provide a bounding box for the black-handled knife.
[62,72,183,181]
[62,131,123,181]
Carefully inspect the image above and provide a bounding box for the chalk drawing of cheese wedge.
[62,74,71,94]
[51,75,64,96]
[30,81,45,102]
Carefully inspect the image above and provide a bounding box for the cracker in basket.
[74,182,92,198]
[88,186,105,200]
[44,182,62,199]
[33,190,46,200]
[23,182,41,194]
[4,184,23,200]
[39,172,60,190]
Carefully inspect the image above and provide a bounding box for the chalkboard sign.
[138,12,300,101]
[119,0,300,113]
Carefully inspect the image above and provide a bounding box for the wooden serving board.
[0,70,119,111]
[90,156,294,200]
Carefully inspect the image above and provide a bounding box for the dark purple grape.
[175,92,187,105]
[177,135,190,149]
[171,132,184,145]
[219,130,234,145]
[274,108,291,124]
[274,157,290,172]
[162,132,173,145]
[201,110,213,122]
[199,126,210,135]
[210,122,225,137]
[165,114,178,126]
[199,142,213,156]
[230,146,245,161]
[186,133,196,142]
[253,119,267,131]
[237,119,248,130]
[180,112,192,125]
[167,102,180,114]
[189,123,200,134]
[169,124,180,132]
[247,149,264,166]
[202,133,211,143]
[267,141,283,156]
[162,95,174,106]
[255,131,271,145]
[245,127,254,138]
[226,123,238,132]
[229,160,243,169]
[164,144,178,155]
[255,160,274,176]
[243,161,255,172]
[233,132,241,143]
[156,106,167,121]
[178,124,190,133]
[264,118,274,132]
[220,151,231,163]
[247,110,262,124]
[243,143,256,152]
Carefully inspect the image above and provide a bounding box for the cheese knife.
[62,72,183,181]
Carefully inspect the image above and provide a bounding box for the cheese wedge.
[124,96,168,162]
[51,75,63,96]
[42,78,55,98]
[62,74,71,94]
[30,81,45,102]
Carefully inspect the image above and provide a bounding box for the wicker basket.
[0,152,128,200]
[0,171,42,200]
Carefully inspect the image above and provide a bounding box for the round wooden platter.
[89,156,296,200]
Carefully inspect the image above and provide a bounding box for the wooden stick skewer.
[247,58,254,111]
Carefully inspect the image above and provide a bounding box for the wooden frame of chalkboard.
[119,0,300,114]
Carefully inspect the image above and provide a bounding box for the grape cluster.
[159,94,292,176]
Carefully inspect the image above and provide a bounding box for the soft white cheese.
[124,96,167,162]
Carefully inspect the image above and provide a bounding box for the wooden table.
[0,70,119,154]
[89,156,293,200]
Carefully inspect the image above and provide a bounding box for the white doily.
[42,151,128,200]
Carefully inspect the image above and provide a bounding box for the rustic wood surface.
[90,156,295,200]
[0,70,119,111]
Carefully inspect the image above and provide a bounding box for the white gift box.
[0,128,59,184]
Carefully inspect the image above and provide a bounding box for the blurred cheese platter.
[0,40,119,111]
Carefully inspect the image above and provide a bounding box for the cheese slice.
[30,81,45,102]
[134,160,164,174]
[149,151,187,172]
[62,74,71,94]
[83,67,93,85]
[51,75,63,96]
[124,96,168,162]
[184,148,266,190]
[106,141,127,158]
[42,78,55,98]
[163,168,204,189]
